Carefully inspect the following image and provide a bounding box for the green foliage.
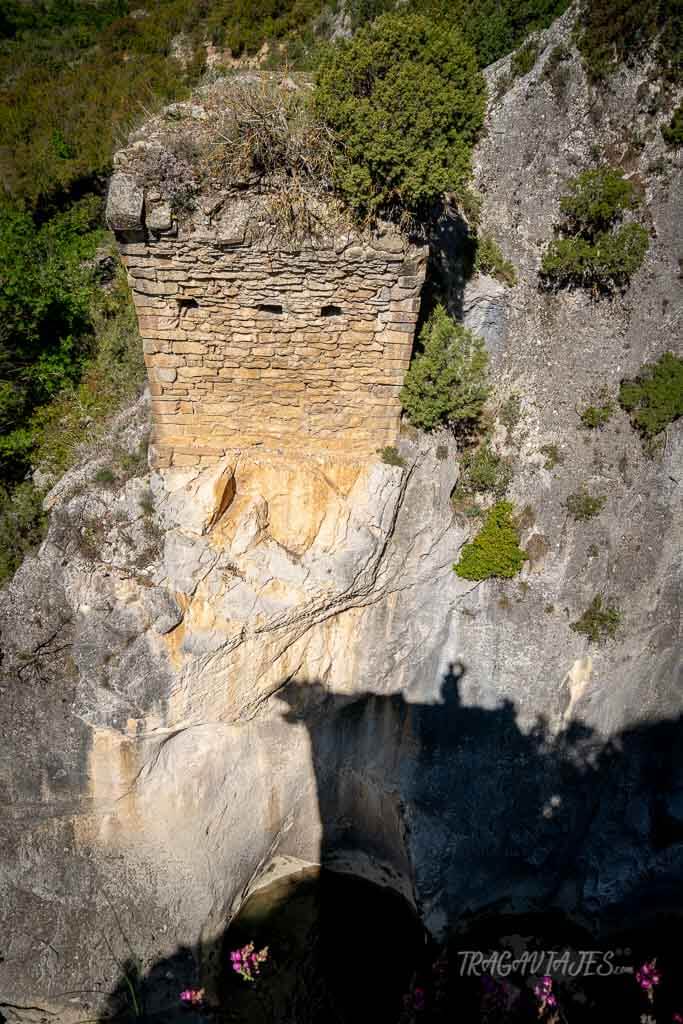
[453,443,513,505]
[540,443,563,469]
[661,103,683,146]
[574,0,681,83]
[558,167,640,232]
[29,267,146,477]
[511,39,539,77]
[454,501,527,580]
[618,351,683,439]
[474,235,517,286]
[580,401,614,428]
[0,481,47,587]
[570,594,621,644]
[565,488,607,521]
[378,445,405,467]
[352,0,571,70]
[206,0,326,58]
[314,14,486,219]
[0,197,105,481]
[541,167,649,292]
[400,307,489,432]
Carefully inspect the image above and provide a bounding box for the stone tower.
[106,83,427,470]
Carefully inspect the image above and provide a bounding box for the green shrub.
[94,466,116,486]
[570,594,621,644]
[0,481,47,586]
[564,488,607,521]
[558,167,640,232]
[618,351,683,439]
[539,443,563,469]
[453,443,513,504]
[662,103,683,147]
[378,445,405,467]
[541,167,648,292]
[474,235,517,286]
[511,39,539,78]
[314,13,486,219]
[580,401,614,428]
[454,500,527,580]
[400,306,489,432]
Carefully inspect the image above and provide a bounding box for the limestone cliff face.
[1,12,681,1020]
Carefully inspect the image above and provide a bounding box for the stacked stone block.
[121,234,427,467]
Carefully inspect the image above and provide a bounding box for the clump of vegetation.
[314,13,486,220]
[453,443,513,506]
[454,501,527,580]
[0,481,47,586]
[473,235,517,286]
[570,594,621,644]
[574,0,681,83]
[541,43,572,99]
[499,393,522,431]
[94,466,116,486]
[511,38,539,78]
[618,351,683,440]
[565,488,607,521]
[540,167,649,293]
[400,306,489,432]
[204,77,338,240]
[661,103,683,147]
[378,445,405,467]
[580,401,614,429]
[539,443,563,469]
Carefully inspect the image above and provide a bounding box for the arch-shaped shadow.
[99,660,683,1022]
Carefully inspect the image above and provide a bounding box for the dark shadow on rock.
[99,659,683,1022]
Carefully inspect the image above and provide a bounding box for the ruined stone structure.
[108,143,426,468]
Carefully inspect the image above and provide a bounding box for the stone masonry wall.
[120,233,426,468]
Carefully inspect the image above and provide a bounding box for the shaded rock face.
[1,12,682,1021]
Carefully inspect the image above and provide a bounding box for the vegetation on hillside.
[314,14,486,220]
[454,501,527,580]
[619,352,683,440]
[540,167,649,292]
[399,307,490,432]
[574,0,682,83]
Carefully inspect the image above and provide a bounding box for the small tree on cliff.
[314,13,486,220]
[400,306,489,431]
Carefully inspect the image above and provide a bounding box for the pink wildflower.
[230,941,269,983]
[636,960,661,1002]
[179,987,204,1006]
[534,975,557,1015]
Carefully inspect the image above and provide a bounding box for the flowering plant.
[230,941,269,982]
[636,960,661,1004]
[179,987,205,1007]
[534,975,557,1017]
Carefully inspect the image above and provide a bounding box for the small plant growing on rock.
[539,443,563,469]
[565,488,606,521]
[540,166,649,293]
[231,941,269,983]
[453,442,512,506]
[618,351,683,441]
[94,466,117,486]
[454,500,526,581]
[579,400,613,429]
[473,235,517,286]
[511,39,539,78]
[400,306,489,432]
[570,594,621,644]
[499,393,522,431]
[378,445,405,467]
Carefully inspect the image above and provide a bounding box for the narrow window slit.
[258,303,284,314]
[177,297,199,309]
[321,304,343,317]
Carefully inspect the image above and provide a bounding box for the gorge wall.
[1,10,682,1022]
